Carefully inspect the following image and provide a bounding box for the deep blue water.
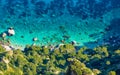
[0,0,120,48]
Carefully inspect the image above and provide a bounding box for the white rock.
[58,44,64,47]
[2,33,7,38]
[33,37,38,41]
[8,29,15,35]
[2,45,12,51]
[71,40,77,45]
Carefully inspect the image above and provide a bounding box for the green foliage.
[59,44,75,53]
[57,59,66,67]
[28,55,42,64]
[13,49,23,55]
[23,63,36,75]
[108,71,116,75]
[31,45,42,51]
[76,47,89,62]
[24,45,42,55]
[53,49,60,55]
[114,49,120,55]
[6,67,22,75]
[106,61,111,65]
[93,69,101,75]
[0,43,119,75]
[10,50,28,69]
[4,71,16,75]
[0,62,7,71]
[93,46,109,58]
[42,46,49,55]
[0,45,5,52]
[66,58,93,75]
[15,56,28,68]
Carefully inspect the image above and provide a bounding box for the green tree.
[66,58,94,75]
[76,47,89,62]
[23,63,36,75]
[0,62,7,71]
[59,44,75,53]
[93,46,109,58]
[0,45,5,52]
[42,46,49,55]
[108,71,116,75]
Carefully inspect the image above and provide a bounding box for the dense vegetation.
[0,43,120,75]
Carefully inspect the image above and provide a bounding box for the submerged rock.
[33,37,38,41]
[21,35,24,38]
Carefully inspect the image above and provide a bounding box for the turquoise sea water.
[0,0,120,48]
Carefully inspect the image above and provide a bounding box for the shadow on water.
[84,18,120,49]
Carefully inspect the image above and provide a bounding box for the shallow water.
[0,0,120,48]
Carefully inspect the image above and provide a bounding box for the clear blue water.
[0,0,120,48]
